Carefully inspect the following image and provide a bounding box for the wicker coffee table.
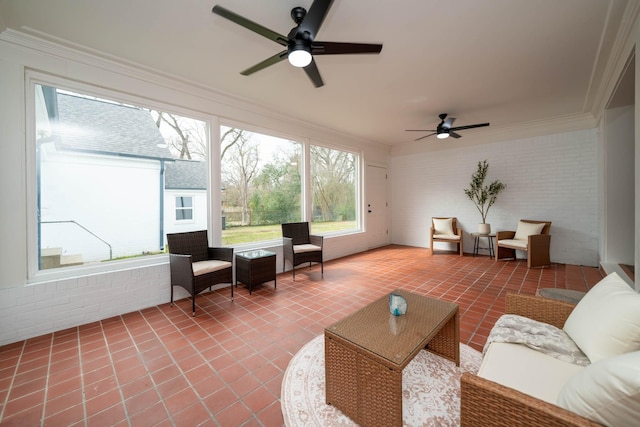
[324,290,459,427]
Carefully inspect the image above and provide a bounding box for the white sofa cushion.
[478,342,584,404]
[433,218,454,236]
[557,350,640,426]
[513,221,545,241]
[563,272,640,363]
[192,260,231,276]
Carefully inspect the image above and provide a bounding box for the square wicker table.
[235,250,276,295]
[324,290,459,427]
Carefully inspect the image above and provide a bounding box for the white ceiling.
[0,0,634,146]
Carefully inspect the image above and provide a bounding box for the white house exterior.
[36,88,208,268]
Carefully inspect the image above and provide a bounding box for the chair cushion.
[478,342,584,404]
[563,272,640,363]
[513,221,545,241]
[433,218,454,236]
[433,234,461,241]
[293,244,321,254]
[557,350,640,426]
[192,260,232,276]
[496,239,528,249]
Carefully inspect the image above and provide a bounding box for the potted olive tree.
[464,160,506,234]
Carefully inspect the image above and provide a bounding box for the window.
[175,196,193,220]
[310,145,358,234]
[34,83,209,271]
[220,126,302,246]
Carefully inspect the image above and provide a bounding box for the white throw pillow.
[513,221,545,240]
[563,272,640,363]
[557,351,640,426]
[433,218,454,235]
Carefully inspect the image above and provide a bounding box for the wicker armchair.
[430,217,463,255]
[166,230,233,316]
[281,222,323,280]
[495,220,551,268]
[460,294,602,427]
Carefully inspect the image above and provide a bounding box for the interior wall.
[390,129,599,267]
[602,106,635,265]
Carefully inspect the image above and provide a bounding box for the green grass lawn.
[222,221,356,245]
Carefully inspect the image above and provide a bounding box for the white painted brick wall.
[0,263,174,346]
[390,129,599,266]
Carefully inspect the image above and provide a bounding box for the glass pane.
[220,126,302,245]
[310,145,358,234]
[35,84,208,270]
[176,196,193,208]
[176,209,193,220]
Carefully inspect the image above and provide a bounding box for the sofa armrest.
[460,373,601,426]
[505,293,576,329]
[208,247,233,262]
[496,230,515,240]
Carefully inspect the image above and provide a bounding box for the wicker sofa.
[461,273,640,426]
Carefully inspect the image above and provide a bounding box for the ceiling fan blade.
[298,0,334,39]
[442,117,456,129]
[312,41,383,55]
[212,5,289,46]
[405,129,436,132]
[303,58,324,88]
[449,122,490,132]
[240,50,288,75]
[414,133,436,141]
[450,132,462,139]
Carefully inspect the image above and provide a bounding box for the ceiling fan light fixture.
[437,131,449,139]
[288,44,312,67]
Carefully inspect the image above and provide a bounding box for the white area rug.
[281,335,482,426]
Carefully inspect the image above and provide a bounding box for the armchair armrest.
[496,230,515,240]
[309,234,323,247]
[169,253,193,283]
[505,293,575,329]
[528,233,551,251]
[208,247,233,262]
[283,236,293,251]
[460,373,601,426]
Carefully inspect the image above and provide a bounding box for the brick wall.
[390,129,599,266]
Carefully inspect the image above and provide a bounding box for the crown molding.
[587,0,640,122]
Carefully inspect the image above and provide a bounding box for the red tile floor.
[0,245,602,426]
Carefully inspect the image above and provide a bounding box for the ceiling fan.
[406,114,490,141]
[212,0,383,88]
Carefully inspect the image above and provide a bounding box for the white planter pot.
[478,223,491,234]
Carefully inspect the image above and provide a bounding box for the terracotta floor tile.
[0,246,602,425]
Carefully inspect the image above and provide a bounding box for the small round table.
[470,232,495,257]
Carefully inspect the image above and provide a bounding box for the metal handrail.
[41,220,113,260]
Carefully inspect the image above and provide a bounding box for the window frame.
[175,195,194,222]
[219,119,363,251]
[24,73,364,281]
[25,71,217,282]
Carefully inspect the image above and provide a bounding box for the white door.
[366,164,388,249]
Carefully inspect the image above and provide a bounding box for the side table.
[471,232,495,257]
[235,250,276,295]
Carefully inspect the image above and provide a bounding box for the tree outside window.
[310,145,357,234]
